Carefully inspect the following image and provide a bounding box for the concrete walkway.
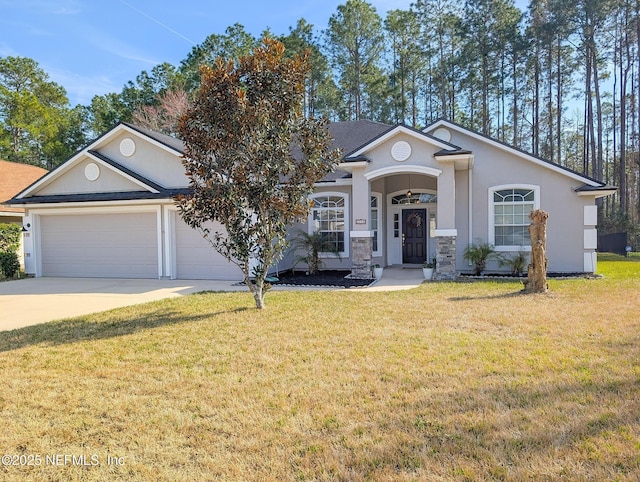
[0,267,425,331]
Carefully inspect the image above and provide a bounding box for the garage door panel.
[174,217,242,280]
[40,212,158,278]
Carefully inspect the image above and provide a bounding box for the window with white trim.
[371,194,381,255]
[310,194,348,254]
[490,186,539,250]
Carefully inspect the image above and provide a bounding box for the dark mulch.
[270,270,374,288]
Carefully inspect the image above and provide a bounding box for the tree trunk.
[524,209,549,294]
[246,273,268,309]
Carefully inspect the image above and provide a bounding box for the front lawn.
[1,255,638,481]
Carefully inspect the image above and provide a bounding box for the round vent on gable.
[432,127,451,142]
[119,137,136,157]
[391,141,412,162]
[84,162,100,181]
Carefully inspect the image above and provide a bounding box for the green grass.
[1,255,639,481]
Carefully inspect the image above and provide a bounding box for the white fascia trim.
[365,165,442,181]
[338,161,368,169]
[434,153,474,171]
[576,189,618,199]
[426,119,602,187]
[349,125,454,158]
[85,151,160,193]
[434,153,472,162]
[25,204,165,216]
[315,179,353,187]
[23,199,175,213]
[434,229,457,237]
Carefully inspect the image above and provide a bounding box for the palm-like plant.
[498,251,529,276]
[291,230,342,275]
[463,242,496,275]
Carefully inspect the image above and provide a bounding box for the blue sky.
[1,0,418,106]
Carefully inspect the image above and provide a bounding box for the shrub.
[0,223,21,253]
[0,251,20,278]
[463,242,496,275]
[290,230,342,275]
[498,251,529,276]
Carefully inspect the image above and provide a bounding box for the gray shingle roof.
[11,189,190,205]
[328,120,393,156]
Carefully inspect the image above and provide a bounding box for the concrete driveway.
[0,277,246,331]
[0,269,425,331]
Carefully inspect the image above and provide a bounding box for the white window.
[309,193,349,255]
[371,193,382,256]
[489,185,540,251]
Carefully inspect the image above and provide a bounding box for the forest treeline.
[1,0,638,235]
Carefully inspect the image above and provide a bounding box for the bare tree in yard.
[131,86,190,136]
[176,38,341,309]
[524,209,549,293]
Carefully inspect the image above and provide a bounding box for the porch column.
[434,162,457,280]
[350,166,373,278]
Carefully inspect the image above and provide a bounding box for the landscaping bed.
[270,269,374,288]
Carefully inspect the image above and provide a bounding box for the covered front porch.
[345,153,470,281]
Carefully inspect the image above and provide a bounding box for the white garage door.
[40,212,158,278]
[174,217,243,280]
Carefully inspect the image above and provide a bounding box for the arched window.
[309,193,349,255]
[391,192,437,205]
[489,185,540,250]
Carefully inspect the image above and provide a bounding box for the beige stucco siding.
[451,130,594,273]
[379,174,437,193]
[364,133,443,173]
[98,132,188,188]
[37,158,145,195]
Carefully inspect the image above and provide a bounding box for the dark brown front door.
[402,209,427,264]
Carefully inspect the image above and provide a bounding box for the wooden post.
[524,209,549,293]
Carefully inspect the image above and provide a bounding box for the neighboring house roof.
[0,159,49,214]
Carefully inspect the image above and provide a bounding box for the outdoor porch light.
[406,173,412,198]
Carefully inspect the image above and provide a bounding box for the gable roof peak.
[119,122,185,154]
[424,118,609,188]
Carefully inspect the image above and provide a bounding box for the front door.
[402,209,427,264]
